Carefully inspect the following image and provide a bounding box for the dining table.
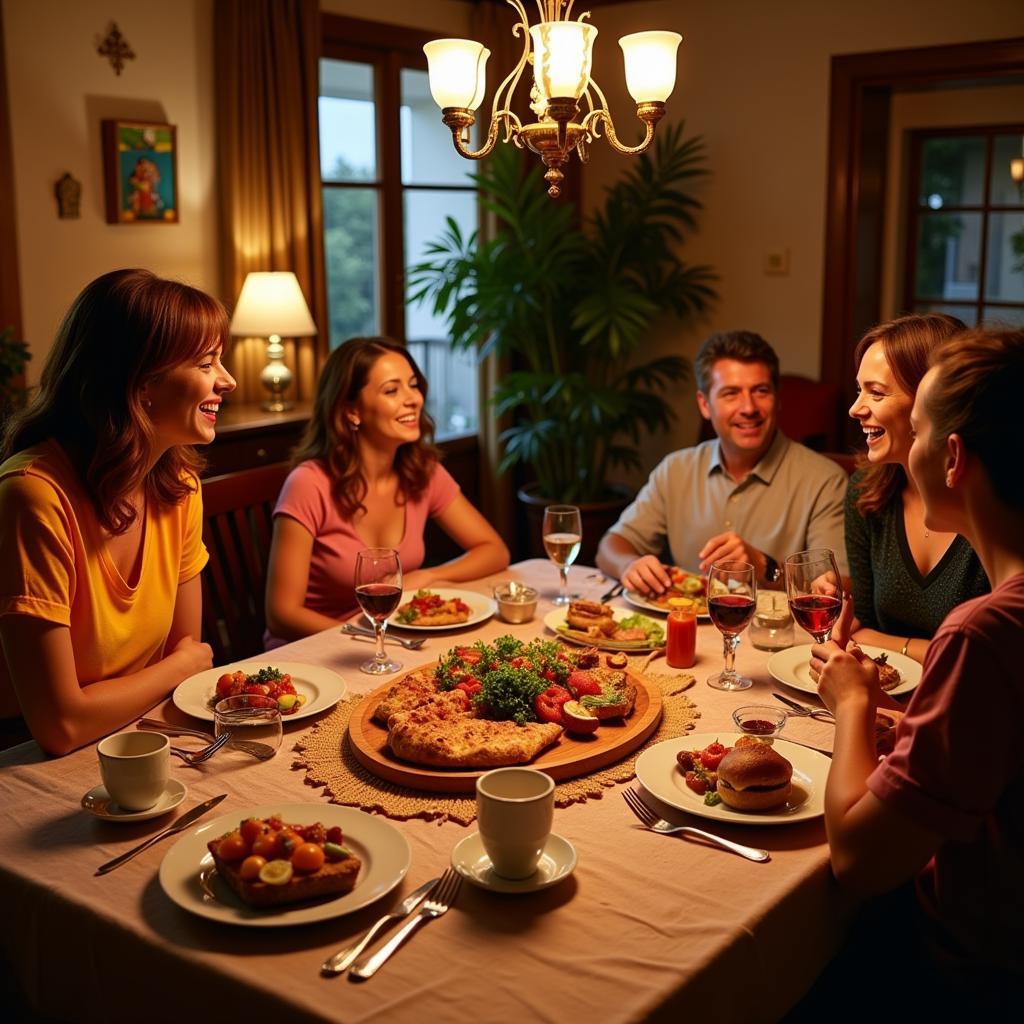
[0,560,858,1024]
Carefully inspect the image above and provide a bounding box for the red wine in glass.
[706,560,757,691]
[708,594,756,634]
[784,548,842,644]
[789,594,841,637]
[355,583,402,621]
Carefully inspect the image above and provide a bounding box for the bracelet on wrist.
[900,637,911,656]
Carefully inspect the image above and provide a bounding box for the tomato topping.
[217,831,248,862]
[258,860,293,886]
[239,817,264,845]
[699,742,729,771]
[239,855,266,881]
[567,670,601,697]
[251,832,279,859]
[684,771,708,795]
[292,842,326,874]
[266,815,284,831]
[326,825,344,845]
[534,685,572,725]
[300,822,327,845]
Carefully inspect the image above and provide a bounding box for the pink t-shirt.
[867,572,1024,975]
[264,460,460,649]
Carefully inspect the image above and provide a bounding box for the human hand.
[808,637,880,715]
[171,635,213,676]
[401,569,437,592]
[698,532,765,577]
[828,594,855,649]
[621,556,671,595]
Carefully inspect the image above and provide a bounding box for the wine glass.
[706,560,757,690]
[784,548,842,644]
[354,547,403,675]
[542,505,582,607]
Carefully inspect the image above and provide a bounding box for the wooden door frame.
[0,5,23,345]
[820,35,1024,449]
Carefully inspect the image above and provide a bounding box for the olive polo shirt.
[607,431,849,575]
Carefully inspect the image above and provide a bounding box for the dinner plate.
[159,803,410,927]
[82,779,187,822]
[172,662,347,724]
[451,832,577,893]
[622,587,710,620]
[767,644,922,698]
[634,732,829,825]
[543,607,666,651]
[377,588,497,632]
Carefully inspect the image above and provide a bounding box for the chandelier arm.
[448,113,504,160]
[489,1,533,123]
[583,108,659,156]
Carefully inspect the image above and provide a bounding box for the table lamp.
[229,271,317,412]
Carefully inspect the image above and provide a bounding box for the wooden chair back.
[200,462,290,665]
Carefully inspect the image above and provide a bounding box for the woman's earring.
[946,472,954,487]
[349,420,359,431]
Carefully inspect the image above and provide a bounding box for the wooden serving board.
[347,666,663,794]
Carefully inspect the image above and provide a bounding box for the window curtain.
[214,0,325,404]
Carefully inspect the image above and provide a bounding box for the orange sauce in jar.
[666,597,697,669]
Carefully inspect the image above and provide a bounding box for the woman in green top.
[845,314,988,663]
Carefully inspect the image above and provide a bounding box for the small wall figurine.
[55,173,82,219]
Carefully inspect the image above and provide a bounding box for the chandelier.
[423,1,682,198]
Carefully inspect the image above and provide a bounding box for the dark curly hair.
[290,337,439,518]
[1,268,229,533]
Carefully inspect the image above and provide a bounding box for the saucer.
[81,779,187,822]
[450,832,577,893]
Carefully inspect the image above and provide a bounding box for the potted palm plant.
[409,124,716,558]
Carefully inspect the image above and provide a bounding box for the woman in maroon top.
[807,326,1024,1009]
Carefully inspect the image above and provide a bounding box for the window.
[319,16,480,438]
[905,125,1024,327]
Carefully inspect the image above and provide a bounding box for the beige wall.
[321,0,470,34]
[881,83,1024,317]
[3,0,218,384]
[579,0,1024,480]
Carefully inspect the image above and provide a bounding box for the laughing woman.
[810,326,1024,1008]
[264,337,508,647]
[0,270,234,754]
[844,314,988,663]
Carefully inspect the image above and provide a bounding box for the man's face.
[696,359,778,460]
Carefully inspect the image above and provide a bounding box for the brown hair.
[1,268,229,533]
[851,313,966,515]
[694,330,780,395]
[926,326,1024,509]
[290,337,439,518]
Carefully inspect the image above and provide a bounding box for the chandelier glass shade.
[423,1,682,197]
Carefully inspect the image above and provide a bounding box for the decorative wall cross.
[97,22,135,76]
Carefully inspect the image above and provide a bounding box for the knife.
[320,876,440,975]
[600,581,624,602]
[95,793,228,876]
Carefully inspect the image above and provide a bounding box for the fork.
[622,789,771,862]
[342,623,426,650]
[169,732,230,766]
[349,869,462,979]
[771,692,835,722]
[137,719,275,761]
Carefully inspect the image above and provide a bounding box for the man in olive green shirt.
[597,331,847,592]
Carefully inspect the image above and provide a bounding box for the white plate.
[377,588,497,632]
[767,644,921,698]
[634,732,829,825]
[172,662,347,724]
[543,607,666,651]
[451,832,576,893]
[622,588,710,621]
[159,803,410,927]
[82,779,187,822]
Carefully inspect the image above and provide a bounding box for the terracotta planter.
[517,483,633,568]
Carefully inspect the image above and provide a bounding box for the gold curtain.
[214,0,325,404]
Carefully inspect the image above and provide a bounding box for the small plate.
[82,779,187,822]
[375,588,497,632]
[451,832,576,893]
[635,733,829,825]
[767,644,922,698]
[172,661,347,724]
[543,607,666,651]
[622,586,710,620]
[159,803,410,927]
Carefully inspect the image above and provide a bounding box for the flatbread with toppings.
[395,589,471,626]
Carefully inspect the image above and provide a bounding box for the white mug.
[476,767,554,879]
[97,731,169,811]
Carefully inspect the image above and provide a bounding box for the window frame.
[903,123,1024,324]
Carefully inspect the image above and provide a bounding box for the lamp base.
[260,333,294,415]
[261,397,293,413]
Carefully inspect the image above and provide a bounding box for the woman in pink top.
[807,327,1024,1007]
[265,337,508,646]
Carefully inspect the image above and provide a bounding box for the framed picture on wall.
[101,120,179,224]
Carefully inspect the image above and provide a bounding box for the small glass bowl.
[731,705,787,739]
[213,694,283,760]
[493,582,539,624]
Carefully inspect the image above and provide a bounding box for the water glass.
[213,694,283,760]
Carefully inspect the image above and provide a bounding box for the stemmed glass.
[706,560,757,690]
[542,505,582,607]
[354,547,403,675]
[784,549,842,644]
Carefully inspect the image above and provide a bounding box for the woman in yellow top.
[0,269,236,754]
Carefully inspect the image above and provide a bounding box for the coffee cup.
[476,767,554,879]
[97,731,169,811]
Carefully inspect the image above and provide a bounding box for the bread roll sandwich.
[716,742,793,812]
[566,599,617,637]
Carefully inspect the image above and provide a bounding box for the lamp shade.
[619,31,682,103]
[229,272,317,337]
[530,20,597,101]
[1012,157,1024,183]
[424,39,490,110]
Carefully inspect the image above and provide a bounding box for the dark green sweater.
[844,475,989,639]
